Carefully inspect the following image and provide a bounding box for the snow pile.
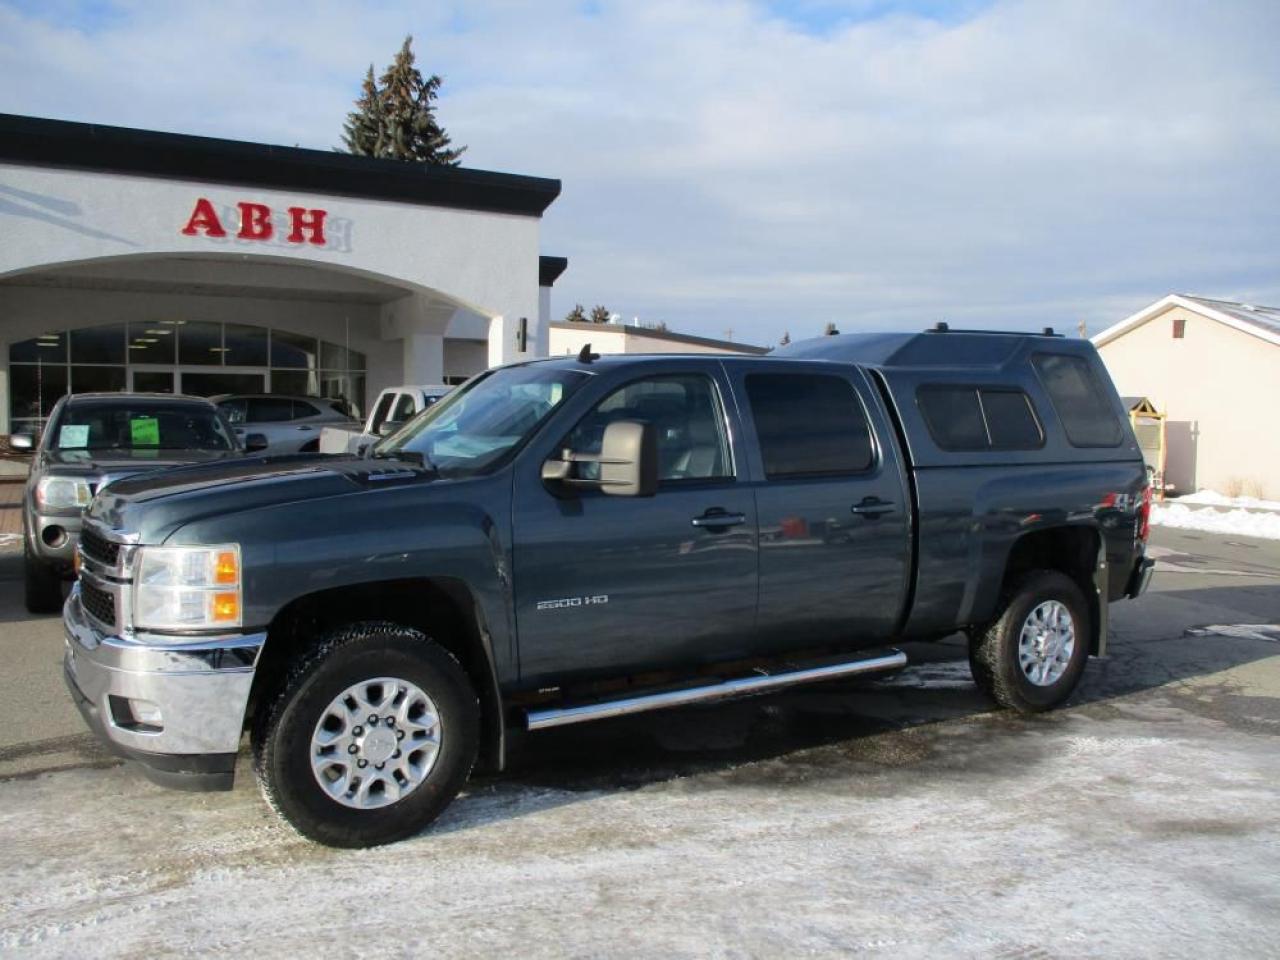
[1176,490,1280,512]
[1151,501,1280,540]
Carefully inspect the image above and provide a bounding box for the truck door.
[511,365,758,686]
[729,363,912,651]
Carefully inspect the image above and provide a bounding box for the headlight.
[36,476,92,510]
[133,544,241,631]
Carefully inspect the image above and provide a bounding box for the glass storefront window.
[10,331,67,364]
[10,363,68,420]
[271,370,318,397]
[225,323,269,367]
[271,329,319,369]
[321,341,366,371]
[71,366,127,394]
[70,324,127,364]
[127,321,177,363]
[9,322,370,429]
[179,321,223,366]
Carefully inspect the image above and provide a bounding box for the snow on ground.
[1151,489,1280,541]
[1176,490,1280,511]
[1152,503,1280,540]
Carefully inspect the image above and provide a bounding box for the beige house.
[1092,294,1280,499]
[549,321,770,358]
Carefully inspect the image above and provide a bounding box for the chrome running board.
[525,650,908,731]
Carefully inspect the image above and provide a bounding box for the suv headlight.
[36,476,92,510]
[133,544,241,631]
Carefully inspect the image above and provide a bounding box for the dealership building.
[0,113,569,435]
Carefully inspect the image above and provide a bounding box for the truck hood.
[86,454,436,543]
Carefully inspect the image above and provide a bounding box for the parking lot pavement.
[2,528,1278,957]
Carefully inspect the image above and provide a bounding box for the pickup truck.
[317,384,450,456]
[63,328,1154,848]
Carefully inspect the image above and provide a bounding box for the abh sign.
[181,197,328,246]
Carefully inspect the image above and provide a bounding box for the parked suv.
[64,329,1154,847]
[213,394,355,456]
[15,393,264,612]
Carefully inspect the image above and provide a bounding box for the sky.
[1,0,1278,348]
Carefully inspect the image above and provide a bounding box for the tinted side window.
[918,387,986,450]
[218,399,248,424]
[746,374,873,478]
[918,386,1043,451]
[565,374,732,483]
[247,398,297,423]
[981,390,1042,449]
[292,400,322,419]
[1032,354,1123,447]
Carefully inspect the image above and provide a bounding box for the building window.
[1172,317,1186,339]
[9,322,368,434]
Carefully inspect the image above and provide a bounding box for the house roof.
[1092,294,1280,349]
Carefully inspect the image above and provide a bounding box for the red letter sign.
[287,207,327,245]
[237,202,274,241]
[181,197,226,237]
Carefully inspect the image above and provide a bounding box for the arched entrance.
[1,253,498,434]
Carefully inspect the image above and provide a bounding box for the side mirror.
[377,420,405,437]
[541,420,658,497]
[8,433,34,451]
[244,433,269,453]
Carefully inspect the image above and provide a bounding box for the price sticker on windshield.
[58,424,90,448]
[130,417,160,446]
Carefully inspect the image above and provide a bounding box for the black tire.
[24,542,65,614]
[299,439,319,453]
[252,621,479,848]
[969,570,1090,714]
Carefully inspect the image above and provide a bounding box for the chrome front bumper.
[63,585,265,790]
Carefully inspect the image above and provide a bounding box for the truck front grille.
[80,580,117,628]
[79,527,121,567]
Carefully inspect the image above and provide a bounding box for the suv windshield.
[374,365,588,478]
[53,402,236,452]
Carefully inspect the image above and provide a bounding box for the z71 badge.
[536,595,609,611]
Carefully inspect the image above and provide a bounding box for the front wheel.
[969,571,1090,714]
[253,621,479,848]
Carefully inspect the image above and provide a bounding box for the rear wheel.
[24,542,64,614]
[969,571,1089,713]
[253,621,479,848]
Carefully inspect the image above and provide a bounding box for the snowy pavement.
[1,527,1279,957]
[1152,489,1280,540]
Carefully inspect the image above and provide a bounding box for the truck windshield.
[373,365,588,477]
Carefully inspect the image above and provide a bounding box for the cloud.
[2,0,1278,345]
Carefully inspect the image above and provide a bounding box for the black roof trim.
[0,113,561,217]
[539,255,569,287]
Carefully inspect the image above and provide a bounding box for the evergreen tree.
[565,304,587,323]
[590,305,612,324]
[340,36,465,165]
[823,322,840,336]
[780,330,791,346]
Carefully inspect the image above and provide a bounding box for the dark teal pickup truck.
[64,327,1154,847]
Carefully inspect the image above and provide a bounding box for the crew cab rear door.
[727,361,912,652]
[511,360,758,686]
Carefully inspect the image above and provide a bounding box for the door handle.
[691,511,747,529]
[850,498,894,517]
[297,425,314,431]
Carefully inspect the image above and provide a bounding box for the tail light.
[1137,484,1152,542]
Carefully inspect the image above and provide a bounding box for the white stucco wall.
[1095,305,1280,499]
[0,162,545,371]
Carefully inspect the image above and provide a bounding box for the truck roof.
[774,327,1082,369]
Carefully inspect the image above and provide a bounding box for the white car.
[215,394,357,455]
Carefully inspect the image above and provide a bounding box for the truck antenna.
[577,343,600,363]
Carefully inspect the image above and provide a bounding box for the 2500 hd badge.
[536,595,610,611]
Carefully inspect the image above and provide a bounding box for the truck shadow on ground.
[435,582,1280,837]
